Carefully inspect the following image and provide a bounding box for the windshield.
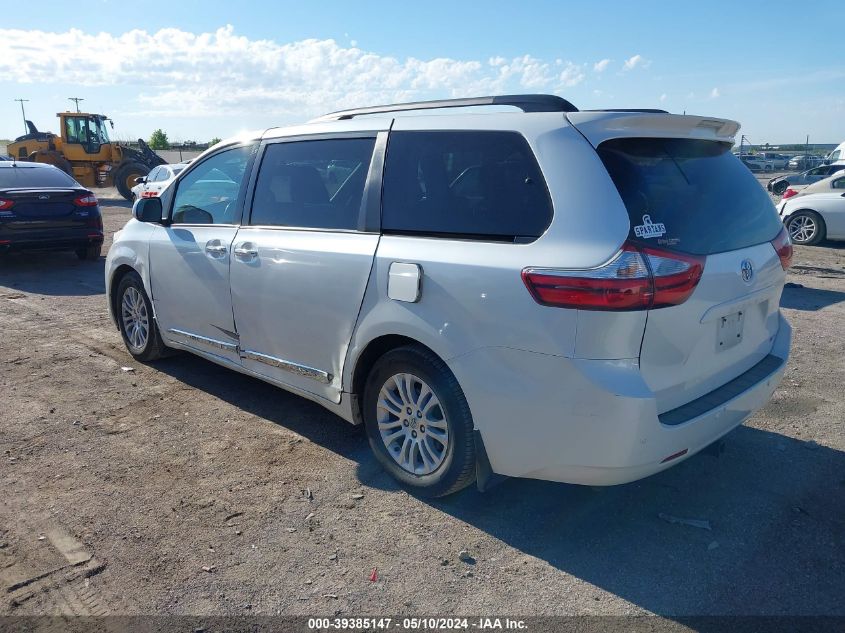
[89,117,110,144]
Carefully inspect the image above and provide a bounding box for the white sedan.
[130,163,187,200]
[778,172,845,245]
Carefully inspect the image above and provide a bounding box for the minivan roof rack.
[310,94,579,122]
[582,108,669,114]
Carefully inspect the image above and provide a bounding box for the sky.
[1,0,843,145]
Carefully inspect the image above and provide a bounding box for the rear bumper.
[0,230,103,252]
[449,313,791,486]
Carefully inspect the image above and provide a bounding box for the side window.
[65,117,82,144]
[146,167,161,182]
[829,150,841,163]
[250,138,375,230]
[832,177,845,190]
[155,168,171,182]
[381,131,553,241]
[171,145,255,225]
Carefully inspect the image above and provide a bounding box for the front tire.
[115,271,169,361]
[787,210,826,246]
[363,346,476,497]
[115,162,150,201]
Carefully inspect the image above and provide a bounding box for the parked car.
[788,155,823,170]
[106,94,792,497]
[0,161,103,259]
[130,163,188,200]
[767,164,845,195]
[758,153,790,170]
[0,156,13,162]
[778,171,845,245]
[740,155,774,172]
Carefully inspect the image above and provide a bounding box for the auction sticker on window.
[634,215,666,239]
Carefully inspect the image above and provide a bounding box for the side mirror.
[133,197,163,223]
[134,177,147,184]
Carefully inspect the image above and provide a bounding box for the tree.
[148,129,170,150]
[209,137,222,147]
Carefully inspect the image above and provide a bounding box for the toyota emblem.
[740,259,754,283]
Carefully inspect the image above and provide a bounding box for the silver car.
[106,95,792,497]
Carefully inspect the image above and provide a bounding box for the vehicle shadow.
[153,352,845,618]
[0,251,105,296]
[780,284,845,311]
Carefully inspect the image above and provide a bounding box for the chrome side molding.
[240,349,332,384]
[167,328,239,352]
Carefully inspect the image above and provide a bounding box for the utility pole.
[13,98,29,134]
[68,97,84,113]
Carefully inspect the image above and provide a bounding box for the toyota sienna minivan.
[106,94,792,497]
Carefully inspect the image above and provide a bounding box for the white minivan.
[826,141,845,166]
[106,95,792,497]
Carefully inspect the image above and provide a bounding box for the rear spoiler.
[566,112,740,147]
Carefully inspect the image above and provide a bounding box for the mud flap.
[474,429,507,492]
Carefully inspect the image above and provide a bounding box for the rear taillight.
[73,194,98,207]
[782,188,798,199]
[0,199,14,211]
[522,242,704,311]
[771,227,793,270]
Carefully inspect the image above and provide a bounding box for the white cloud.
[593,59,611,73]
[710,87,720,98]
[622,54,647,71]
[660,93,667,102]
[0,26,598,121]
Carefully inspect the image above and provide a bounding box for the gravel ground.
[0,185,843,620]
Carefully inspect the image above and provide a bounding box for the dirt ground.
[0,185,843,621]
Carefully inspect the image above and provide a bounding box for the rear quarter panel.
[343,114,633,389]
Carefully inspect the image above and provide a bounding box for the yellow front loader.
[7,112,166,200]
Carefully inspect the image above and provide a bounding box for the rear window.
[382,131,553,242]
[598,138,782,255]
[0,166,78,189]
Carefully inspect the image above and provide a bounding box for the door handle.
[233,242,258,260]
[205,240,228,257]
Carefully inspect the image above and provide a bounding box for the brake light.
[522,242,704,311]
[771,227,793,270]
[0,199,14,211]
[782,188,798,200]
[73,194,98,207]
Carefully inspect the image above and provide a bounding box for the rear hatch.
[568,112,787,413]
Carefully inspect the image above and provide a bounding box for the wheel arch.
[108,264,138,329]
[349,334,442,425]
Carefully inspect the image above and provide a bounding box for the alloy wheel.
[788,215,817,243]
[121,286,150,352]
[377,373,449,476]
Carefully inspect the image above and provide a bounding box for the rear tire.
[362,345,476,497]
[787,210,825,246]
[115,162,150,201]
[75,245,102,261]
[115,271,169,361]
